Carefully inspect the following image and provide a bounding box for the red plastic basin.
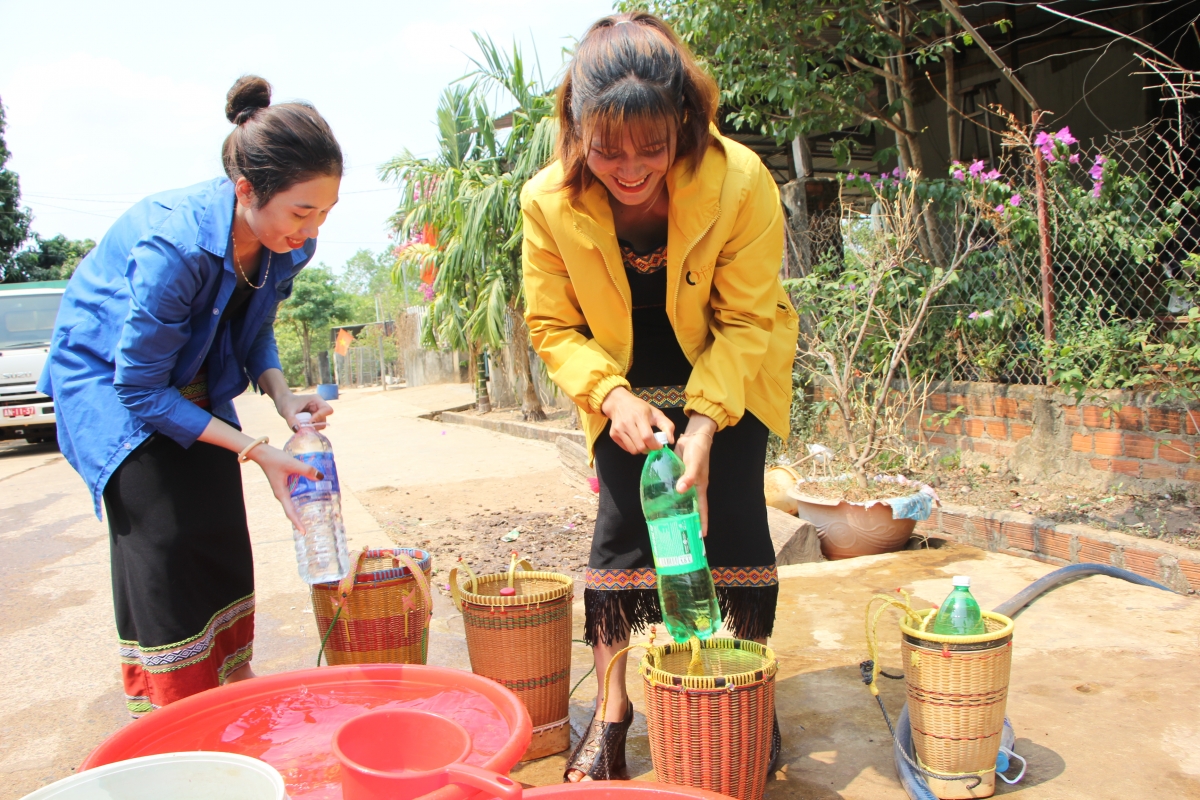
[81,664,531,800]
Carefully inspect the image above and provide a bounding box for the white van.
[0,280,67,444]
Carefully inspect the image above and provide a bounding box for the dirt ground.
[358,472,598,581]
[921,461,1200,549]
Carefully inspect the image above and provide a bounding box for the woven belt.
[633,385,687,409]
[180,370,210,409]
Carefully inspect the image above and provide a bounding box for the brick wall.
[915,503,1199,594]
[813,381,1199,490]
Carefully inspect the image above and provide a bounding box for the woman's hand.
[601,386,675,454]
[674,414,717,537]
[275,392,333,431]
[257,368,333,430]
[247,443,324,533]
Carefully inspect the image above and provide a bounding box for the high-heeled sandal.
[563,700,634,782]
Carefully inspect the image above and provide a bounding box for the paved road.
[0,383,563,798]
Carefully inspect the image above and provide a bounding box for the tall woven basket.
[310,548,433,666]
[901,609,1014,799]
[451,556,574,761]
[638,638,777,800]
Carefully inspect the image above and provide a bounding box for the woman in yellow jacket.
[521,12,798,781]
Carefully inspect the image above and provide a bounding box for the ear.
[234,176,257,208]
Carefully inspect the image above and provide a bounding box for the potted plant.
[783,172,993,559]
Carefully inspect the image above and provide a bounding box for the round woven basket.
[310,548,432,666]
[638,639,777,800]
[901,609,1014,799]
[451,560,574,761]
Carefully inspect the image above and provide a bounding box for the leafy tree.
[382,35,556,420]
[276,266,353,387]
[0,97,33,280]
[623,1,1011,174]
[8,234,96,283]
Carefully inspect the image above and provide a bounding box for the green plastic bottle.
[931,576,986,636]
[640,432,722,642]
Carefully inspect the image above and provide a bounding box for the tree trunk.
[946,19,961,165]
[300,322,313,388]
[508,304,546,421]
[473,343,491,413]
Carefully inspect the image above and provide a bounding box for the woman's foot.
[767,714,782,775]
[225,662,256,684]
[564,699,634,782]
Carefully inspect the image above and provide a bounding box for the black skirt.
[103,432,255,715]
[583,246,779,646]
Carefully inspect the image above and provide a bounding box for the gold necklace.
[231,227,271,290]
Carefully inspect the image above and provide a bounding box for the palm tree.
[381,35,557,420]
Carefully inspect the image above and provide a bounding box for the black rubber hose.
[992,562,1172,619]
[892,562,1174,800]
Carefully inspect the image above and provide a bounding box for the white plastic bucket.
[21,752,287,800]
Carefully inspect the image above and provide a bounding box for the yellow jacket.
[520,131,799,454]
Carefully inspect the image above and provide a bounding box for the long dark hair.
[555,12,719,200]
[222,76,343,206]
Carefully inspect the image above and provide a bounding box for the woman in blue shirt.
[40,76,342,715]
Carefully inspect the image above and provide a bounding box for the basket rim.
[900,608,1014,644]
[456,570,574,606]
[638,637,778,689]
[313,548,431,587]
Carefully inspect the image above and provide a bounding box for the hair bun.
[225,75,272,124]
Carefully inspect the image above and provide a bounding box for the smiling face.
[585,120,675,208]
[236,174,341,253]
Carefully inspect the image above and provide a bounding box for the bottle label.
[647,512,705,576]
[288,452,340,498]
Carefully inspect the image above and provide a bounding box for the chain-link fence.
[787,114,1200,392]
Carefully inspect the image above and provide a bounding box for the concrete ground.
[2,384,1199,798]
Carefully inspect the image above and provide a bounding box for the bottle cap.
[654,431,669,446]
[295,412,313,424]
[952,575,971,587]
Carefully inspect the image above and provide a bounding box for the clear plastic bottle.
[931,575,986,635]
[639,431,722,642]
[284,412,350,584]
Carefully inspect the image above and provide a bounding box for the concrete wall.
[404,349,465,387]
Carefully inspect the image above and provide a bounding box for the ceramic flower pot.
[764,465,801,515]
[787,476,937,560]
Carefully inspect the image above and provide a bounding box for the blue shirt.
[39,178,316,517]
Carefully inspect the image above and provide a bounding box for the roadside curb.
[437,411,586,447]
[917,502,1200,594]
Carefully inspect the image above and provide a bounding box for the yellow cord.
[686,635,704,676]
[863,594,922,697]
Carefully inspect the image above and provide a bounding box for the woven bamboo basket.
[638,638,777,800]
[310,548,432,666]
[451,556,574,761]
[901,609,1014,799]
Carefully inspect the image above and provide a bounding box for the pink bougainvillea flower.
[994,204,1005,213]
[861,173,871,183]
[952,169,965,181]
[845,171,857,181]
[968,311,980,320]
[1055,126,1077,146]
[1091,182,1103,198]
[1069,153,1080,164]
[1010,194,1022,206]
[1088,155,1107,181]
[982,169,1001,181]
[968,160,986,177]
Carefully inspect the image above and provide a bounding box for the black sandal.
[564,700,634,782]
[767,715,782,775]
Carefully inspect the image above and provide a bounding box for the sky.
[0,0,613,271]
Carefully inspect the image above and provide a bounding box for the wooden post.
[1034,147,1055,364]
